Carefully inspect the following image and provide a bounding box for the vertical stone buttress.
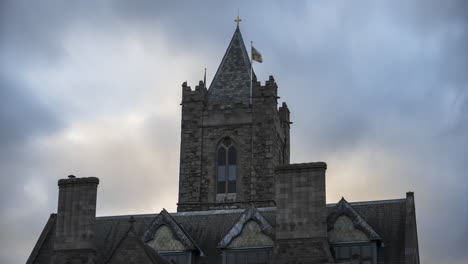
[274,163,334,264]
[53,176,99,264]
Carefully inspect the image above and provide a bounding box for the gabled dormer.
[218,206,275,264]
[327,198,382,264]
[144,209,203,263]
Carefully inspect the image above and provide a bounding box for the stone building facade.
[27,24,420,264]
[178,27,290,212]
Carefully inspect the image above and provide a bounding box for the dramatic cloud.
[0,1,467,263]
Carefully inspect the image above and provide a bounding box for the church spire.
[208,24,254,105]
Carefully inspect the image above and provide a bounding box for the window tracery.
[217,137,237,194]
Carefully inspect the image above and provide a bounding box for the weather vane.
[235,15,242,28]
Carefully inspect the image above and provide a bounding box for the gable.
[108,234,154,264]
[143,209,203,255]
[227,220,274,248]
[218,206,275,249]
[327,198,382,243]
[147,225,187,252]
[328,215,369,243]
[105,226,168,264]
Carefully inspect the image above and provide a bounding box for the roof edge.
[26,214,57,264]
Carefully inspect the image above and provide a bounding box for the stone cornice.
[275,162,327,173]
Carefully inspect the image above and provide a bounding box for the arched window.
[217,137,237,194]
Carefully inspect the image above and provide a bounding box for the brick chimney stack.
[53,175,99,264]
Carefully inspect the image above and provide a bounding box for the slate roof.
[341,199,408,264]
[208,27,255,105]
[103,218,169,264]
[28,198,408,264]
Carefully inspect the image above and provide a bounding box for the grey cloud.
[0,71,62,263]
[0,73,62,149]
[1,1,468,263]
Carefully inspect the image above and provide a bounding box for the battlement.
[182,80,207,103]
[253,75,278,98]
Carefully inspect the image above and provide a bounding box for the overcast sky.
[1,0,467,263]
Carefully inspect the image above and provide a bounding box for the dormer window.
[217,137,237,194]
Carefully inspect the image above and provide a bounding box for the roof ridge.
[96,207,277,219]
[326,198,406,207]
[97,213,158,219]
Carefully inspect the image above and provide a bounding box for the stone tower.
[177,26,291,212]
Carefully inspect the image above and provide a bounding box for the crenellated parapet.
[181,81,207,104]
[252,75,278,99]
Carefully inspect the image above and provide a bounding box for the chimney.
[53,175,99,264]
[273,162,334,264]
[404,192,420,263]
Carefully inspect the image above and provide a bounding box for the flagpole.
[250,40,254,202]
[250,41,253,105]
[204,68,206,88]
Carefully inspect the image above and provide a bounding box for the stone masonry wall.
[178,76,290,212]
[53,176,99,264]
[273,163,334,264]
[178,82,206,211]
[251,76,288,202]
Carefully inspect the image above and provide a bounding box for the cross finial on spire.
[235,15,242,28]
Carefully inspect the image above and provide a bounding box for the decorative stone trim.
[275,162,327,173]
[143,209,203,255]
[218,205,275,248]
[327,198,382,242]
[58,176,99,186]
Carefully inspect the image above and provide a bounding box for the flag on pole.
[252,46,263,63]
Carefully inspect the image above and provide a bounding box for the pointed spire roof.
[208,27,254,105]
